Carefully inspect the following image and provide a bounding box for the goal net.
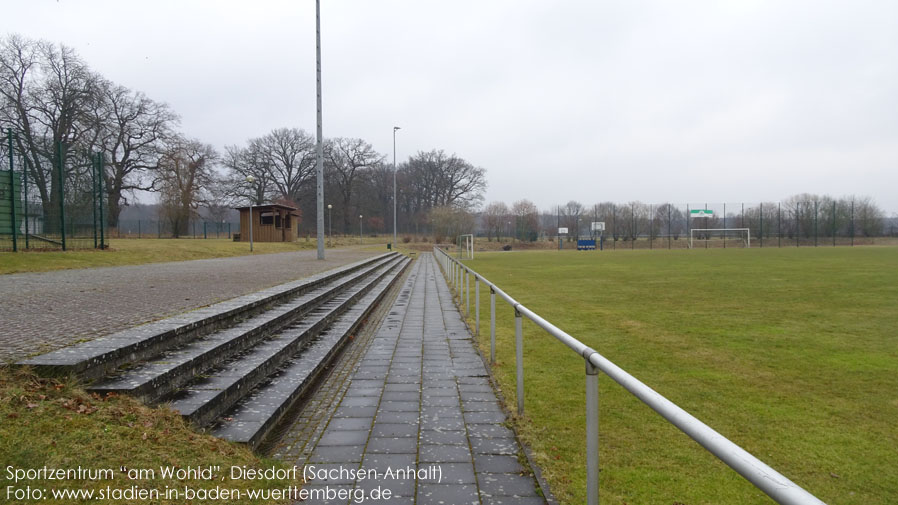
[689,228,751,248]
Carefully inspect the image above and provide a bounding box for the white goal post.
[689,228,751,249]
[457,234,474,259]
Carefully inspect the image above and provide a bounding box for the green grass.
[455,247,898,505]
[0,367,295,504]
[0,237,391,275]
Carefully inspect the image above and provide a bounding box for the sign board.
[591,222,605,231]
[690,209,714,218]
[558,227,568,234]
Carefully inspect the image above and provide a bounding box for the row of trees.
[222,130,487,236]
[0,34,191,233]
[1,34,489,238]
[472,195,889,243]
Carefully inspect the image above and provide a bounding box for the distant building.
[235,204,300,242]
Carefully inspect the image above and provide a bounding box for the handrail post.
[475,277,480,336]
[490,287,496,364]
[515,307,524,415]
[586,357,599,505]
[465,269,470,317]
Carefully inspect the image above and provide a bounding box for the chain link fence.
[540,201,895,249]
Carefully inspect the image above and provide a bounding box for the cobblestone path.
[0,249,377,362]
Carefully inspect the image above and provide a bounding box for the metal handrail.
[432,246,826,505]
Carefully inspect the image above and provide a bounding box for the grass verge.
[0,237,392,275]
[455,247,897,505]
[0,366,296,504]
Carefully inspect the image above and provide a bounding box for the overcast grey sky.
[7,0,898,213]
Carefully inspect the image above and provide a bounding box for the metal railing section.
[432,247,827,505]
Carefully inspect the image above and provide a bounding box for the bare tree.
[511,199,539,242]
[482,201,509,241]
[326,137,383,234]
[156,138,217,237]
[95,82,178,226]
[254,127,316,203]
[222,142,275,205]
[0,35,101,231]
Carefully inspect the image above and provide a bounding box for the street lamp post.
[246,175,255,252]
[327,204,332,238]
[393,126,400,249]
[359,214,363,245]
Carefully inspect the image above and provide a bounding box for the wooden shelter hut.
[235,204,300,243]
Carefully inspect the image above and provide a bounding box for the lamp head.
[245,175,255,184]
[393,126,401,132]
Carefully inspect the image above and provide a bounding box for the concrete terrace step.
[211,257,411,449]
[86,255,402,402]
[18,253,395,380]
[163,256,409,427]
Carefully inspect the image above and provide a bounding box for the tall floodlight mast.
[315,0,325,260]
[393,126,400,249]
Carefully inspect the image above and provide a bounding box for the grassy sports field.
[458,246,897,505]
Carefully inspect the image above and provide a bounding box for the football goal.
[689,228,751,248]
[457,234,474,259]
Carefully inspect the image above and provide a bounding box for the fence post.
[138,220,141,239]
[203,221,207,239]
[759,203,763,248]
[7,129,17,252]
[515,306,524,416]
[490,287,496,365]
[832,201,836,247]
[228,222,231,239]
[814,201,818,247]
[21,137,28,250]
[98,153,105,249]
[465,269,470,318]
[57,142,67,251]
[586,357,599,505]
[91,153,97,249]
[475,277,480,336]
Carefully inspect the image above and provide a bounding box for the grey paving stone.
[366,437,418,454]
[470,437,518,455]
[467,424,515,439]
[361,453,417,472]
[310,445,365,463]
[481,496,546,505]
[381,391,419,402]
[335,405,378,418]
[473,454,525,474]
[464,411,507,424]
[340,396,380,407]
[374,411,419,424]
[426,462,476,484]
[419,429,468,446]
[327,417,374,431]
[416,483,480,505]
[377,400,420,412]
[477,473,540,497]
[419,444,472,463]
[371,423,418,438]
[318,430,370,446]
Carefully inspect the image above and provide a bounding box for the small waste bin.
[387,243,392,250]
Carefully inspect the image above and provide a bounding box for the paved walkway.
[0,249,377,363]
[272,253,545,505]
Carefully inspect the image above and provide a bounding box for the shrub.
[402,236,412,243]
[502,244,512,251]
